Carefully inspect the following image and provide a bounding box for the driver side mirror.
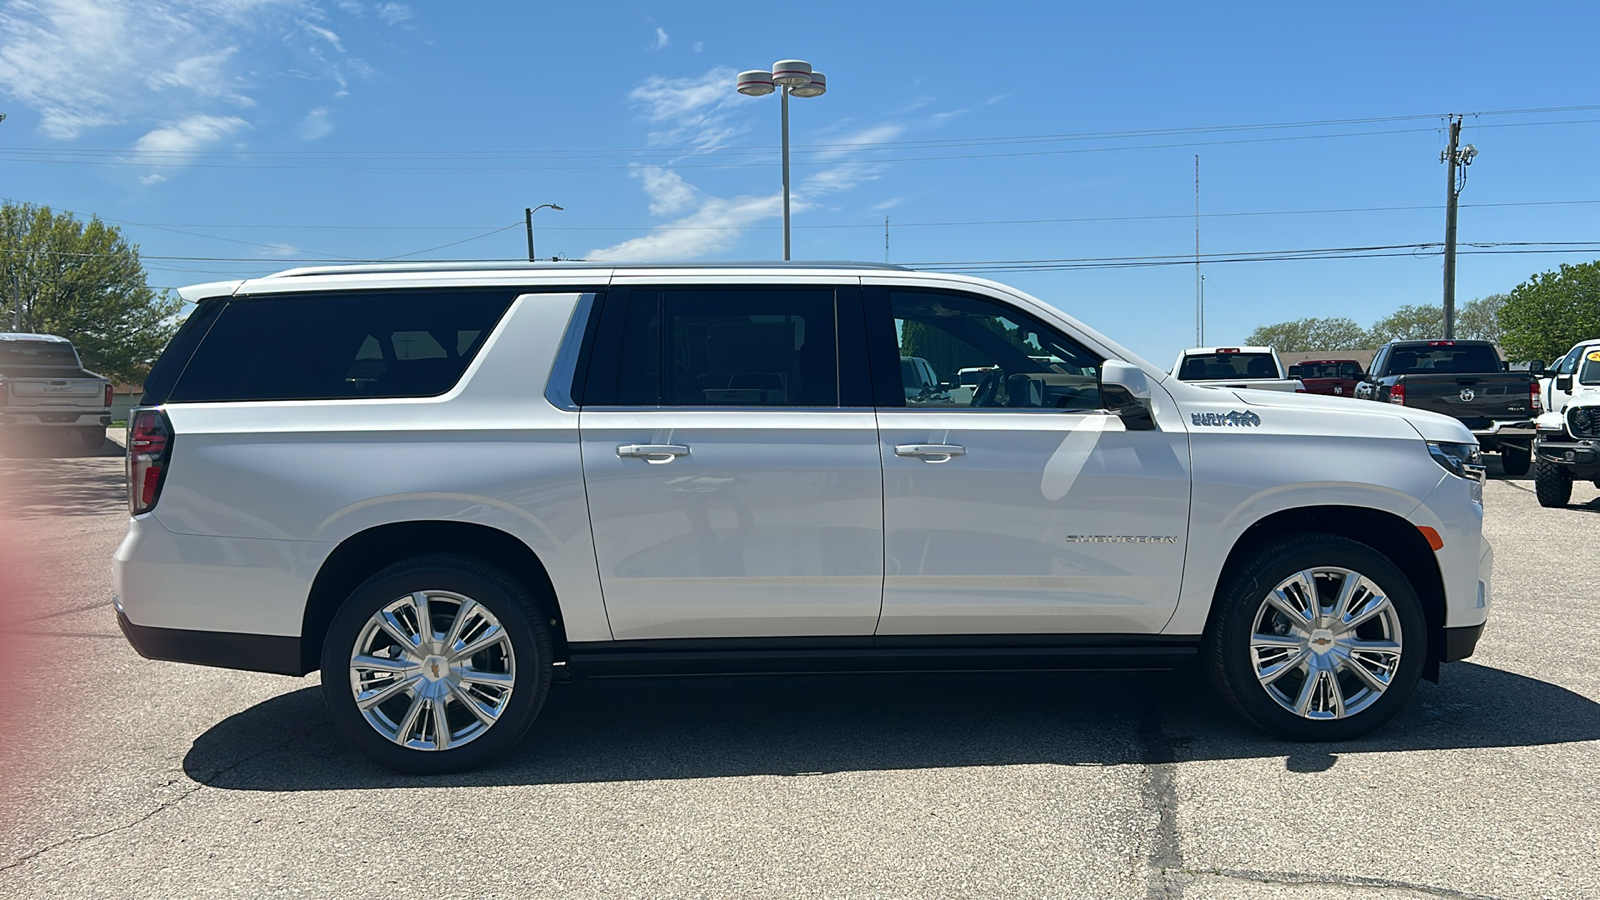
[1100,360,1156,431]
[1529,360,1546,376]
[1556,374,1573,392]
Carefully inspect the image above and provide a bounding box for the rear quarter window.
[164,289,518,403]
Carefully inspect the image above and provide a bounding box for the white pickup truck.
[0,333,113,451]
[1171,346,1306,393]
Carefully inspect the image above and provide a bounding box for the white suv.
[115,263,1492,773]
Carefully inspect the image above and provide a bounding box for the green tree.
[0,202,180,383]
[1455,294,1506,344]
[1243,317,1370,352]
[1498,261,1600,362]
[1368,303,1444,343]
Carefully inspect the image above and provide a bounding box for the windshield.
[1580,349,1600,385]
[0,341,79,369]
[1385,343,1500,375]
[1178,352,1278,380]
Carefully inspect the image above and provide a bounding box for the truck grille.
[1570,407,1600,439]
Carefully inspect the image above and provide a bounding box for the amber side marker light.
[1417,526,1445,552]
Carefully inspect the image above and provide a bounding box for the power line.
[6,118,1600,173]
[9,104,1598,161]
[74,198,1600,236]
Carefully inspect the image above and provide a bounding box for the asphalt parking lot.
[1,433,1596,899]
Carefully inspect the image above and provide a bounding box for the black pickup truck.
[1353,339,1545,475]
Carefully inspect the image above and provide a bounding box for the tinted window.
[608,288,839,407]
[1178,352,1279,380]
[0,340,78,369]
[889,291,1102,409]
[1384,343,1501,375]
[166,289,516,403]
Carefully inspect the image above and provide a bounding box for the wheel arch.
[301,521,568,674]
[1204,505,1448,681]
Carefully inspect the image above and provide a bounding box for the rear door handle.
[894,443,966,464]
[617,443,690,464]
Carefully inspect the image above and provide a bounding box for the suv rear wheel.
[1204,534,1425,741]
[320,553,552,774]
[1534,457,1573,508]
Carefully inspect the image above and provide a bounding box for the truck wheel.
[75,427,106,452]
[1534,458,1573,508]
[320,553,553,775]
[1204,534,1425,742]
[1499,445,1531,477]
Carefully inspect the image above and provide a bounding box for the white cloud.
[592,72,938,262]
[628,66,745,155]
[299,106,333,140]
[588,192,781,261]
[134,113,250,153]
[300,19,344,51]
[693,41,703,53]
[0,0,362,144]
[138,173,169,186]
[376,3,410,25]
[652,26,668,50]
[260,242,300,257]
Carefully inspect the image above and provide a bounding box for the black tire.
[1534,457,1573,508]
[320,553,553,774]
[1203,533,1426,742]
[1499,444,1531,477]
[75,426,106,452]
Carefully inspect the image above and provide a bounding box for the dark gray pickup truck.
[1352,339,1544,476]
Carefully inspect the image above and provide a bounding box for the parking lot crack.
[0,722,327,875]
[1184,866,1508,899]
[1139,687,1184,900]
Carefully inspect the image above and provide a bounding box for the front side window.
[888,291,1102,409]
[610,288,840,407]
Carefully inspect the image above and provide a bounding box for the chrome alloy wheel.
[1250,567,1403,720]
[348,590,516,751]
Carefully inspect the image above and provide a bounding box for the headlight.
[1428,441,1484,480]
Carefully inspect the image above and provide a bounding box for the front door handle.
[617,443,690,464]
[894,443,966,464]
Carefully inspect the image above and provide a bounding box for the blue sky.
[2,0,1597,364]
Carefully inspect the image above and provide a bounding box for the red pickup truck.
[1287,359,1363,397]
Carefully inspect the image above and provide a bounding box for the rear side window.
[599,287,841,407]
[165,289,517,403]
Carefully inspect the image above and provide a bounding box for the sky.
[1,0,1598,365]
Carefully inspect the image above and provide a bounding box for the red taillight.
[1427,340,1455,346]
[128,408,173,515]
[1216,348,1240,354]
[1389,383,1407,405]
[104,383,114,408]
[1531,379,1542,413]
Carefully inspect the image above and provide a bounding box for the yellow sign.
[1588,350,1600,362]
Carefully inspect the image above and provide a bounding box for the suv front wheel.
[1204,534,1425,741]
[320,553,553,774]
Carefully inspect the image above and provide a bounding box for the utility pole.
[524,204,562,262]
[1441,116,1461,339]
[884,217,890,263]
[1194,154,1201,346]
[1440,115,1477,339]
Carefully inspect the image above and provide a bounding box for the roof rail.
[264,260,913,278]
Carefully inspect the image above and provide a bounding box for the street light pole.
[737,60,827,261]
[524,203,563,262]
[781,85,791,261]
